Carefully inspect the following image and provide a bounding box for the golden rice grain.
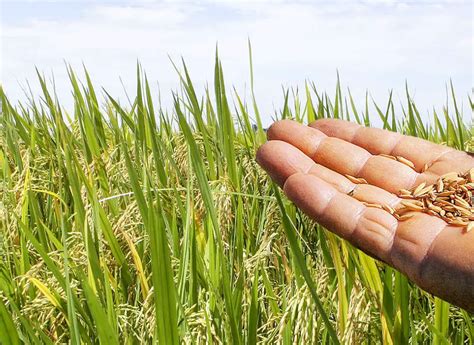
[379,154,397,160]
[396,156,416,169]
[345,174,368,184]
[448,219,469,226]
[436,179,444,192]
[350,169,473,232]
[382,204,396,214]
[468,169,474,182]
[392,168,474,233]
[363,202,383,209]
[400,201,424,211]
[397,214,414,221]
[441,172,459,181]
[399,188,412,195]
[422,162,432,173]
[413,182,426,196]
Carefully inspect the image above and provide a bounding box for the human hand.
[257,119,474,312]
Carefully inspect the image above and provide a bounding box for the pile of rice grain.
[394,168,474,232]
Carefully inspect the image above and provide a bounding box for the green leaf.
[272,185,339,344]
[80,277,120,345]
[0,299,20,345]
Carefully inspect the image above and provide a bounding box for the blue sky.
[1,0,472,126]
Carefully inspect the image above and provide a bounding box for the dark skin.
[257,119,474,312]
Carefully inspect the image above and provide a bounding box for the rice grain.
[391,168,474,233]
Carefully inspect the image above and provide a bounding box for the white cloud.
[1,1,472,126]
[91,4,197,26]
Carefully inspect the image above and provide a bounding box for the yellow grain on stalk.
[392,168,474,233]
[123,232,150,299]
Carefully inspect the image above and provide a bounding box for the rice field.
[1,53,473,344]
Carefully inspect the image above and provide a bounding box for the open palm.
[257,119,474,312]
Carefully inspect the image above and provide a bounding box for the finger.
[283,173,397,264]
[267,119,326,157]
[310,118,454,171]
[257,139,401,206]
[423,150,474,176]
[256,140,315,187]
[307,164,401,207]
[267,120,424,193]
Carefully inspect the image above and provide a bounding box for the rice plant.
[1,50,473,344]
